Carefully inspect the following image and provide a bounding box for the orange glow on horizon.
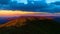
[0,10,59,17]
[0,10,39,17]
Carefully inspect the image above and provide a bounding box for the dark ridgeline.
[0,16,60,34]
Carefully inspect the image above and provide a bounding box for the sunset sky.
[0,10,60,17]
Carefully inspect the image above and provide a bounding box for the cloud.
[0,0,60,13]
[0,0,10,4]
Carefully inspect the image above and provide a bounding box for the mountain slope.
[0,16,60,34]
[0,16,54,28]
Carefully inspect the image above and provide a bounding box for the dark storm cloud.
[0,0,60,13]
[0,0,10,4]
[0,0,11,9]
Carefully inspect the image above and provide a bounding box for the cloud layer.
[0,0,60,13]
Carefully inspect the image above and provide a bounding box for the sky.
[46,0,60,3]
[13,0,60,3]
[0,0,60,12]
[0,0,60,24]
[12,0,27,4]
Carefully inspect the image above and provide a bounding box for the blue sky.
[46,0,60,3]
[13,0,60,3]
[0,0,60,12]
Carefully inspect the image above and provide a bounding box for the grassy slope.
[0,16,60,34]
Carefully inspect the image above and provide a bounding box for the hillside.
[0,16,60,34]
[0,16,54,27]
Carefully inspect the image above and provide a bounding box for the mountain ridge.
[0,16,53,28]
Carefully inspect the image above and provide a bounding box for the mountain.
[0,16,60,34]
[0,10,60,34]
[0,16,60,28]
[0,16,53,28]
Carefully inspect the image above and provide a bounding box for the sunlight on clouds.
[0,10,40,17]
[0,10,58,17]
